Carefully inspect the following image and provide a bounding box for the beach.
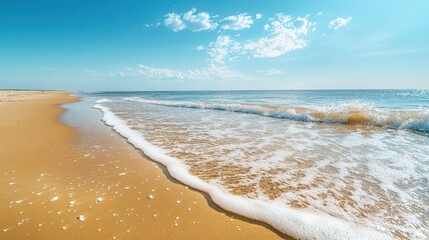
[0,91,286,240]
[87,90,428,240]
[2,0,428,239]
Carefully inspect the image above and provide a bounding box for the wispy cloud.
[138,65,186,79]
[207,35,241,63]
[243,14,314,58]
[204,14,315,62]
[164,8,218,32]
[220,13,253,31]
[258,68,283,75]
[196,45,205,51]
[329,17,352,30]
[107,71,126,78]
[164,9,259,32]
[103,64,253,81]
[137,64,253,80]
[145,22,161,28]
[164,13,186,31]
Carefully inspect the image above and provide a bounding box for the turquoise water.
[93,89,429,109]
[93,89,429,132]
[90,90,429,239]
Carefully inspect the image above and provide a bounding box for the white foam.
[95,98,112,104]
[93,102,390,240]
[124,97,429,133]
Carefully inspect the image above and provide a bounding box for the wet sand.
[0,91,288,239]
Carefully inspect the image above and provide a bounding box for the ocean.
[87,90,428,239]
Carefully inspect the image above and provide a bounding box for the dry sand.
[0,91,288,239]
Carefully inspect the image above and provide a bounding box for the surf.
[93,99,391,240]
[123,97,429,133]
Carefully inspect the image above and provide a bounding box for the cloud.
[108,71,126,78]
[113,64,251,81]
[164,8,217,32]
[184,64,252,80]
[164,9,256,32]
[255,14,262,19]
[242,14,314,58]
[145,22,161,28]
[207,35,241,63]
[137,64,252,80]
[164,13,186,32]
[220,13,254,31]
[196,45,205,51]
[258,68,283,75]
[205,14,314,62]
[317,11,323,16]
[329,17,352,30]
[137,65,185,79]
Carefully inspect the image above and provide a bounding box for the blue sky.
[1,0,428,91]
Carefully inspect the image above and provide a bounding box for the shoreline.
[0,91,287,239]
[97,116,291,239]
[94,98,390,240]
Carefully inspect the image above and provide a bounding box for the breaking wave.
[123,97,429,133]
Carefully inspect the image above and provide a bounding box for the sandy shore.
[0,91,288,239]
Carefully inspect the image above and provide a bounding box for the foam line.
[93,102,390,240]
[123,97,429,133]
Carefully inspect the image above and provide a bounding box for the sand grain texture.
[0,91,287,240]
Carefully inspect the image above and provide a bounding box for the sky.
[0,0,428,91]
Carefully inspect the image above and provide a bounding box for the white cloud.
[83,66,245,81]
[205,14,314,62]
[220,13,254,31]
[255,14,262,19]
[145,22,161,28]
[164,13,186,32]
[196,45,205,51]
[108,71,126,78]
[134,64,251,81]
[207,35,241,63]
[258,68,283,75]
[329,17,352,30]
[242,14,314,58]
[138,65,185,79]
[186,64,252,80]
[263,24,270,31]
[317,11,323,16]
[164,8,217,32]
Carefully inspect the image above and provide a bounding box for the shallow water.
[90,90,429,239]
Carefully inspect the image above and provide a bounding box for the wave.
[93,101,390,240]
[95,98,112,103]
[123,97,429,133]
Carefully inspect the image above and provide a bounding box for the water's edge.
[92,101,391,240]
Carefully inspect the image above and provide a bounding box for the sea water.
[89,90,429,240]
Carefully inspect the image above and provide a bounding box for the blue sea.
[87,90,429,239]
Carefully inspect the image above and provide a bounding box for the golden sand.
[0,91,288,239]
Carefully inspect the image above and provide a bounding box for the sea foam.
[124,97,429,133]
[93,101,390,240]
